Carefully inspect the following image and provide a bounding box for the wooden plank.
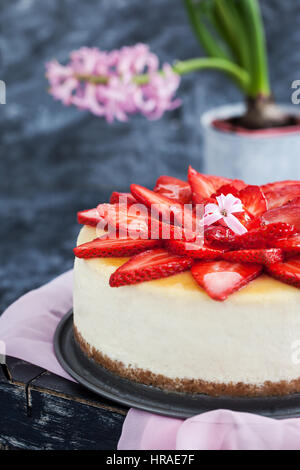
[4,356,45,385]
[0,357,127,450]
[29,369,128,414]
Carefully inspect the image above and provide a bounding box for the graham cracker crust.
[74,325,300,397]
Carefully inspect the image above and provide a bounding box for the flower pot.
[201,103,300,185]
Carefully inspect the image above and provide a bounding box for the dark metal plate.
[54,311,300,419]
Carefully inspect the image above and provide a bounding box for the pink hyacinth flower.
[45,44,181,122]
[204,194,247,235]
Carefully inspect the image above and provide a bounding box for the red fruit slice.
[261,199,300,232]
[131,184,201,234]
[154,221,197,242]
[97,202,197,241]
[211,184,240,199]
[188,166,245,203]
[222,248,283,265]
[109,248,193,286]
[206,174,246,191]
[191,261,262,301]
[188,166,218,203]
[110,192,137,206]
[154,176,192,204]
[261,180,300,193]
[74,235,161,258]
[230,179,248,191]
[77,208,104,227]
[238,185,267,217]
[131,184,182,221]
[97,203,149,237]
[261,181,300,210]
[164,239,225,259]
[232,223,296,249]
[206,223,296,249]
[205,226,236,247]
[233,210,256,230]
[266,256,300,288]
[273,234,300,255]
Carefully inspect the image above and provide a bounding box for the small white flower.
[204,193,247,235]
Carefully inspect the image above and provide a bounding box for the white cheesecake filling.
[73,225,300,386]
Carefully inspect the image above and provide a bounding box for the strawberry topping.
[110,192,137,206]
[109,249,193,286]
[266,256,300,288]
[164,239,225,259]
[205,225,236,247]
[97,203,150,237]
[131,184,184,223]
[211,184,240,199]
[207,223,296,249]
[261,199,300,232]
[76,170,300,300]
[238,185,268,217]
[191,261,262,301]
[222,248,283,265]
[131,183,201,233]
[261,181,300,209]
[154,175,192,204]
[77,208,104,227]
[188,166,246,203]
[273,234,300,255]
[74,235,161,258]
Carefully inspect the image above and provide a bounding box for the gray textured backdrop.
[1,0,300,311]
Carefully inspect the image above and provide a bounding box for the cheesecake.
[73,168,300,396]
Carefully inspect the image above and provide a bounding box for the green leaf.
[212,0,251,73]
[183,0,230,60]
[235,0,270,96]
[173,57,250,93]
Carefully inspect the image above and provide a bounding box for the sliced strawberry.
[191,260,262,301]
[131,184,182,221]
[74,235,161,258]
[97,203,149,237]
[245,216,263,231]
[232,223,296,249]
[261,180,300,193]
[188,166,245,204]
[154,221,196,242]
[261,181,300,210]
[261,199,300,232]
[222,248,283,265]
[211,184,240,199]
[131,184,201,233]
[164,239,225,259]
[77,208,104,227]
[109,248,193,286]
[233,210,256,230]
[188,166,218,203]
[238,185,267,217]
[273,234,300,255]
[154,175,192,204]
[206,223,296,249]
[288,196,300,207]
[266,256,300,288]
[206,174,245,190]
[230,179,248,191]
[97,202,197,241]
[110,192,137,206]
[205,226,236,247]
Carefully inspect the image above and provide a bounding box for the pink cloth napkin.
[0,270,74,380]
[1,271,300,450]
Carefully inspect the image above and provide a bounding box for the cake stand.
[54,311,300,419]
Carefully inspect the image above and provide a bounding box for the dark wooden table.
[0,356,128,450]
